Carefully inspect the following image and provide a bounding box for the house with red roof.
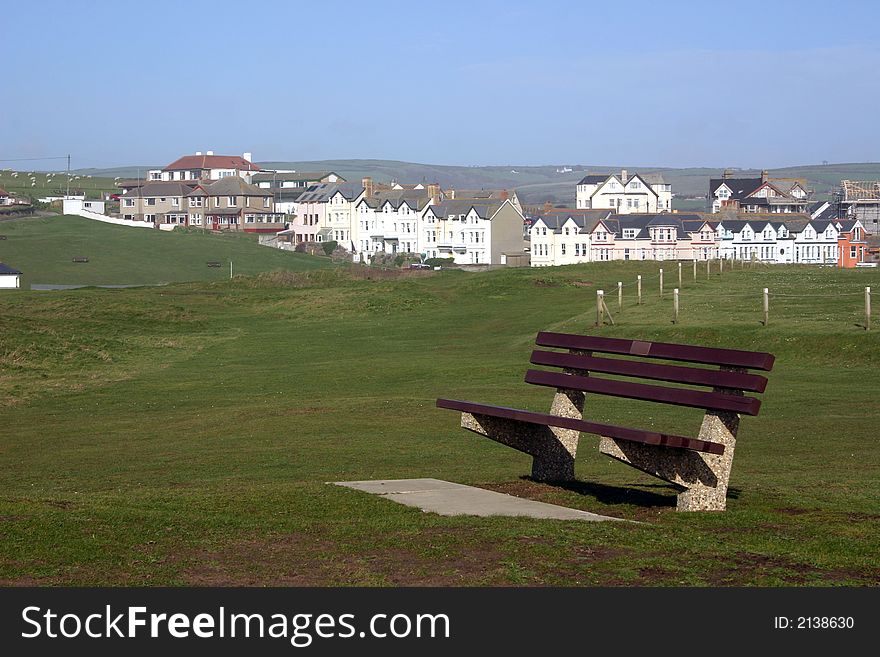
[147,151,262,184]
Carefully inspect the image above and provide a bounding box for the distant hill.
[70,160,880,209]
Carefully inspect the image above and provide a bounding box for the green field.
[1,247,879,586]
[0,170,116,202]
[0,215,331,288]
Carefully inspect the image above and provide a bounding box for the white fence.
[62,200,154,229]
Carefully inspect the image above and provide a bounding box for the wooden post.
[637,275,642,305]
[597,289,605,326]
[678,261,682,288]
[866,287,872,331]
[230,261,233,279]
[763,288,769,326]
[659,268,664,299]
[693,259,697,281]
[707,258,711,278]
[673,288,679,324]
[618,281,623,311]
[719,258,724,275]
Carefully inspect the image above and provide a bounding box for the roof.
[296,182,364,204]
[0,188,8,196]
[533,209,613,234]
[0,262,22,275]
[250,171,342,184]
[164,154,260,172]
[841,180,880,201]
[428,199,508,220]
[203,177,266,196]
[709,177,763,200]
[120,182,198,198]
[577,174,610,185]
[359,189,431,210]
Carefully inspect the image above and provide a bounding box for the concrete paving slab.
[334,478,622,522]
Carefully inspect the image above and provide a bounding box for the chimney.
[243,152,253,162]
[543,200,553,213]
[427,183,440,204]
[196,151,202,156]
[362,176,373,197]
[500,189,509,200]
[620,169,628,183]
[207,150,214,156]
[722,169,732,179]
[761,170,769,182]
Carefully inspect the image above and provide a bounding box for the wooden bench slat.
[436,398,725,454]
[530,350,768,392]
[524,369,761,416]
[535,332,775,371]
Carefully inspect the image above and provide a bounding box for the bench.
[206,261,221,268]
[437,331,775,511]
[72,257,89,263]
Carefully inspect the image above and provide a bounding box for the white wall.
[0,274,20,289]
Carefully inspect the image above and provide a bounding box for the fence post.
[637,275,642,305]
[618,281,623,311]
[673,288,680,324]
[720,258,724,275]
[867,287,872,331]
[707,258,711,278]
[693,259,697,281]
[597,289,605,326]
[763,288,769,326]
[230,261,233,279]
[659,268,664,299]
[678,262,682,288]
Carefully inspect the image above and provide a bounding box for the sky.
[1,0,879,170]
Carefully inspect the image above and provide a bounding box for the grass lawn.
[1,260,878,586]
[0,215,331,288]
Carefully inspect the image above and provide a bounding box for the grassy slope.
[1,262,878,586]
[0,170,117,201]
[0,215,330,288]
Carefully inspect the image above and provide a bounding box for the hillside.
[1,263,878,585]
[0,215,331,288]
[68,160,880,209]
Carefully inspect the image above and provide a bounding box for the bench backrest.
[528,332,774,416]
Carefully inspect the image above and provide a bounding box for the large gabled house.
[119,181,204,226]
[148,151,262,183]
[355,189,434,258]
[576,170,672,214]
[202,177,284,232]
[710,171,811,213]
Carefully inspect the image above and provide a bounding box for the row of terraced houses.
[107,152,876,268]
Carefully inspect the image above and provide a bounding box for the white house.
[148,152,262,183]
[716,215,846,264]
[422,199,525,265]
[0,263,22,289]
[576,170,672,213]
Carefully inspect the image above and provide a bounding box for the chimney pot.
[362,177,374,198]
[761,170,769,182]
[621,169,628,183]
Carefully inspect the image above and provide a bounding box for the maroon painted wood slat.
[535,332,775,371]
[436,398,725,454]
[524,369,761,415]
[529,350,768,392]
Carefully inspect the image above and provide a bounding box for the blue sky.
[2,0,879,169]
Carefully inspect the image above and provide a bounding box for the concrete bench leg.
[598,410,740,511]
[460,387,585,482]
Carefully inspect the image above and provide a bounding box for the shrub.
[321,240,338,257]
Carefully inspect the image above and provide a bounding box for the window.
[561,244,566,255]
[622,228,637,238]
[172,198,179,207]
[264,197,271,208]
[228,196,237,207]
[146,198,156,206]
[214,197,221,208]
[124,198,134,207]
[851,246,857,258]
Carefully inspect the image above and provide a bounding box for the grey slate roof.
[251,171,342,184]
[0,262,22,275]
[203,177,266,197]
[709,178,764,200]
[120,182,197,198]
[428,199,507,220]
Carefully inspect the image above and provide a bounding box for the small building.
[0,188,12,206]
[0,263,22,289]
[710,170,811,214]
